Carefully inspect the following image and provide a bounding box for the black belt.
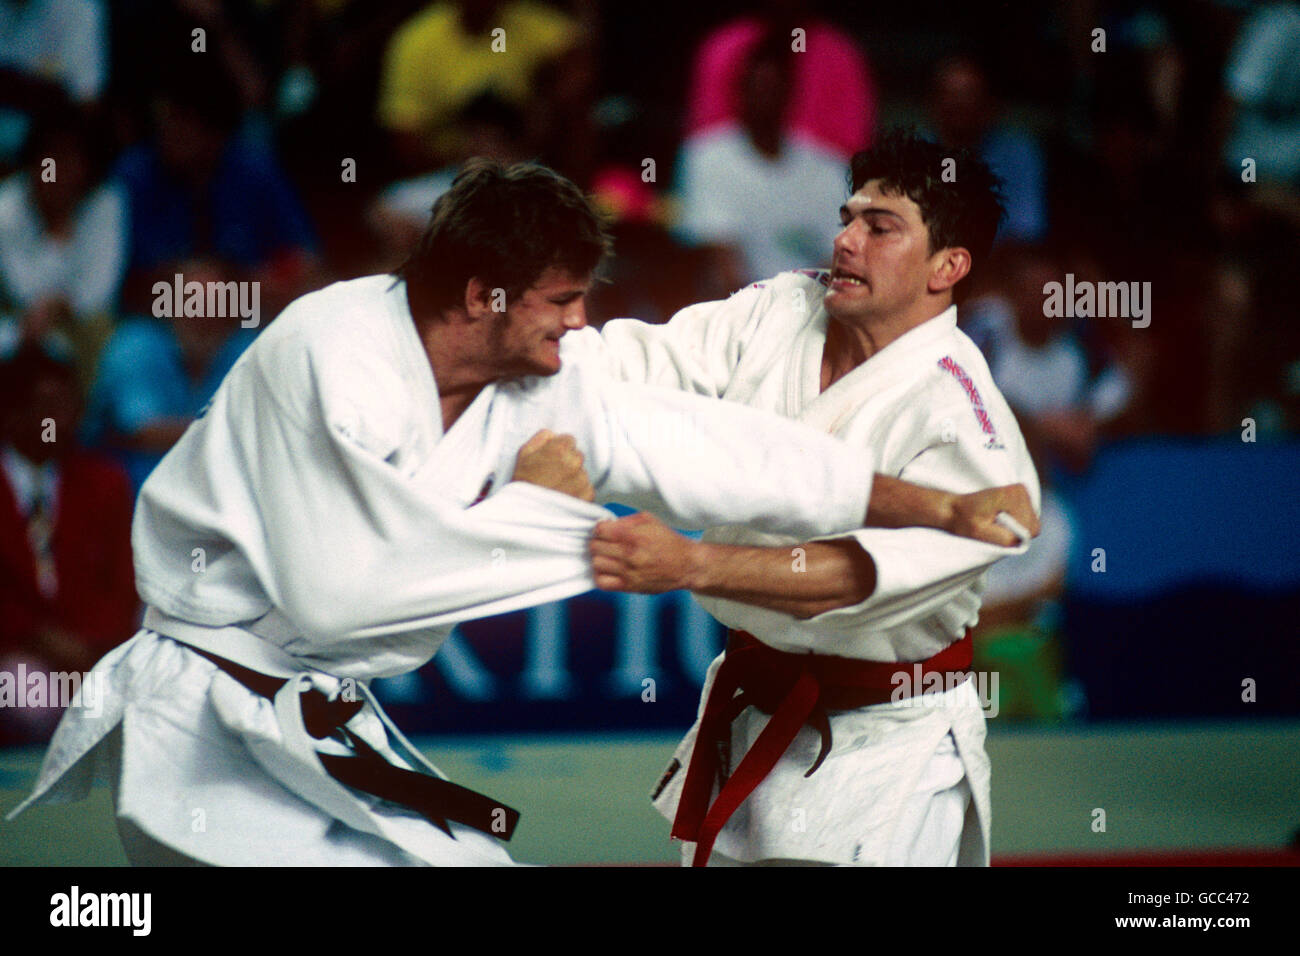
[189,646,521,842]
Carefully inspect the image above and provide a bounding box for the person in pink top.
[684,0,876,159]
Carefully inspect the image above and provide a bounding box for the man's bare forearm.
[591,480,1036,615]
[677,477,1031,617]
[687,539,876,620]
[866,475,956,530]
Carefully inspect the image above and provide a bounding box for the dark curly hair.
[849,128,1005,298]
[395,159,613,317]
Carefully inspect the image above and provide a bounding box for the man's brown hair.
[396,160,612,316]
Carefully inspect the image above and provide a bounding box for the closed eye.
[838,215,896,234]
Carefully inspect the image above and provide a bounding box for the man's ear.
[463,277,499,321]
[928,247,972,295]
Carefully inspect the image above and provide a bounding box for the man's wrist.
[933,489,959,533]
[685,540,717,592]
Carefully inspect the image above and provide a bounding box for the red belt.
[670,629,973,866]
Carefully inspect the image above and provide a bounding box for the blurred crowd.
[1,0,1296,737]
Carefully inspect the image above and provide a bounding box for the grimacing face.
[488,267,591,377]
[825,179,942,325]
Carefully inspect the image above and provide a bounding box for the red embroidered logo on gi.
[937,356,1004,449]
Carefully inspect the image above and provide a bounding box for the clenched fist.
[947,483,1041,547]
[590,512,698,592]
[511,430,595,502]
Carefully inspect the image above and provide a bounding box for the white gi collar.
[799,305,959,432]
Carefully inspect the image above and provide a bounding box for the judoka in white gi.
[7,161,989,867]
[582,130,1043,866]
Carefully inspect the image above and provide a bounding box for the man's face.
[825,180,939,325]
[488,267,591,377]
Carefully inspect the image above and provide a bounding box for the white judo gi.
[572,269,1041,865]
[7,274,880,867]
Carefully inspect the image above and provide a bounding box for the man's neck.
[820,299,952,393]
[412,307,494,433]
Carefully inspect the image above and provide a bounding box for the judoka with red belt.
[584,130,1042,866]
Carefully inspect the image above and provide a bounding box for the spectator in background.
[109,0,272,123]
[582,90,709,326]
[377,0,587,175]
[586,161,704,326]
[684,0,875,161]
[368,92,530,272]
[1209,1,1300,434]
[81,257,258,492]
[1221,0,1300,188]
[928,54,1047,243]
[966,243,1133,474]
[264,0,426,124]
[675,29,845,294]
[0,346,137,742]
[0,0,108,167]
[0,103,126,378]
[113,67,320,318]
[1051,66,1207,435]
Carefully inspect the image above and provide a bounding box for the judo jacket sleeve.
[133,335,614,644]
[577,371,874,542]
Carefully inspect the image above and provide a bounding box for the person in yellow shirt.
[378,0,582,170]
